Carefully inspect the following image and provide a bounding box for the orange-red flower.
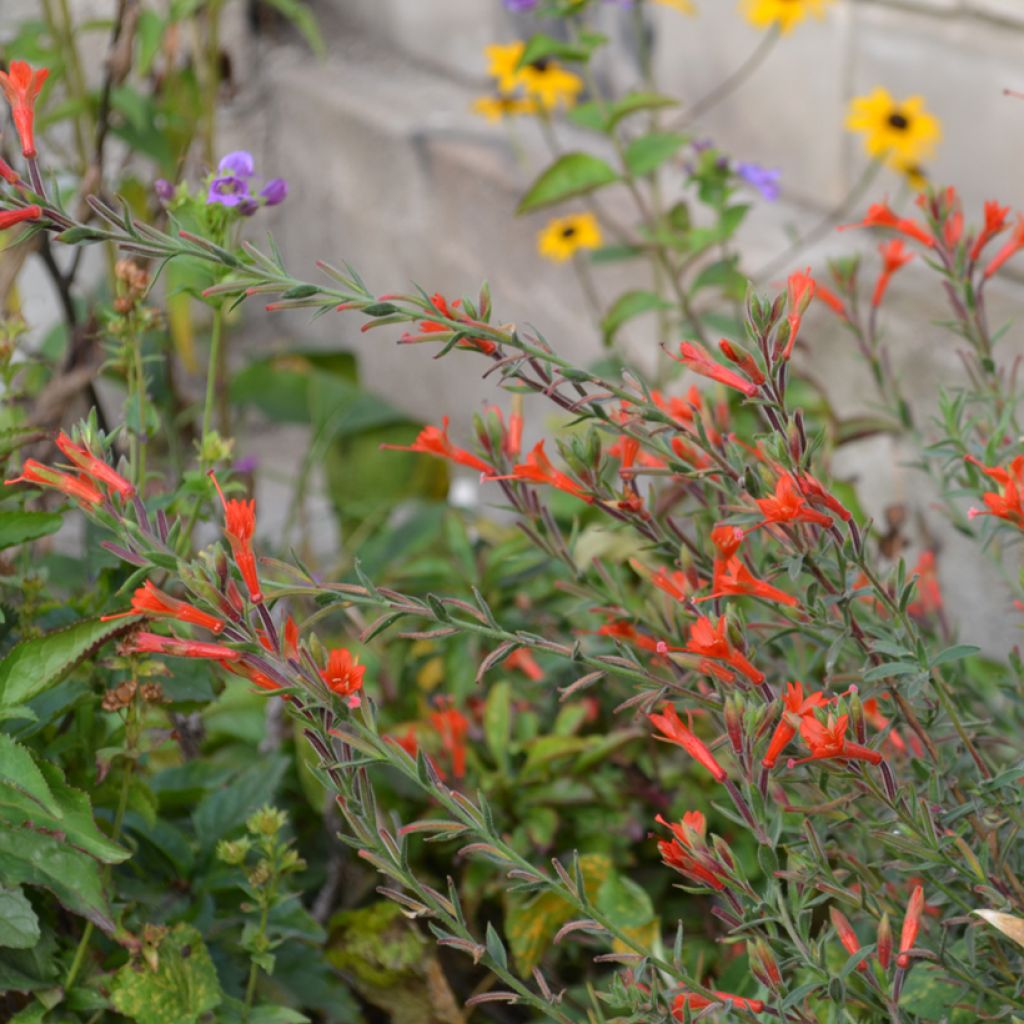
[815,282,848,320]
[790,712,882,766]
[718,339,764,385]
[784,269,816,359]
[55,431,134,500]
[320,648,365,707]
[672,990,765,1017]
[0,205,42,231]
[655,811,728,890]
[706,556,800,608]
[672,341,760,397]
[222,659,283,694]
[686,615,764,686]
[982,216,1024,278]
[494,440,590,502]
[796,472,851,522]
[382,416,492,475]
[830,907,868,972]
[431,701,469,779]
[414,293,497,355]
[756,473,834,527]
[970,200,1011,262]
[762,681,828,768]
[103,581,224,633]
[505,647,544,681]
[211,474,263,603]
[0,61,48,159]
[906,550,942,618]
[872,239,914,307]
[124,631,240,661]
[649,703,727,782]
[844,201,934,248]
[966,453,1024,529]
[5,458,104,506]
[710,524,745,559]
[897,884,925,969]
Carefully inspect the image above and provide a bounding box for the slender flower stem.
[202,301,224,444]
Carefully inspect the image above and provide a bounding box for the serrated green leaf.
[110,924,222,1023]
[517,153,619,213]
[0,887,40,949]
[0,511,63,550]
[0,618,129,707]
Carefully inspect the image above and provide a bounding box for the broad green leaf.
[0,826,117,933]
[110,924,223,1024]
[192,756,287,851]
[0,618,129,707]
[601,289,673,345]
[0,511,62,550]
[517,153,619,213]
[623,132,686,177]
[0,887,40,949]
[505,853,610,973]
[0,734,61,819]
[484,680,511,774]
[605,91,679,130]
[931,644,981,668]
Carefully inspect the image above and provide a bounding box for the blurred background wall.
[1,0,1021,648]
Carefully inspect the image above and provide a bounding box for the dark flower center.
[561,225,577,239]
[530,58,551,72]
[888,112,910,130]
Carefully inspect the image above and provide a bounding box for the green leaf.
[0,734,61,819]
[483,681,511,775]
[930,644,980,668]
[623,132,686,177]
[519,32,605,66]
[192,756,287,851]
[605,91,679,130]
[601,289,673,345]
[255,0,324,56]
[517,153,619,213]
[0,618,129,707]
[861,662,923,683]
[0,887,40,949]
[110,924,223,1024]
[0,511,62,550]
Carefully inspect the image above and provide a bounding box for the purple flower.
[218,150,255,178]
[503,0,538,9]
[154,178,174,202]
[233,454,259,474]
[260,178,288,206]
[207,175,253,208]
[735,161,781,202]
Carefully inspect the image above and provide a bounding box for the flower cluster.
[473,41,582,122]
[205,151,287,215]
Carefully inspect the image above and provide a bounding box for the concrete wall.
[1,0,1020,649]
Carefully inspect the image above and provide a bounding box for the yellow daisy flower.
[845,88,941,163]
[521,60,584,111]
[486,41,527,95]
[740,0,833,34]
[472,95,539,123]
[538,212,602,262]
[653,0,696,12]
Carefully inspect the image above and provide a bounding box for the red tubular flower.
[815,282,848,320]
[762,681,828,768]
[493,440,591,502]
[0,205,42,231]
[756,473,834,527]
[862,696,907,754]
[284,616,300,659]
[5,458,104,506]
[796,472,851,522]
[710,524,745,560]
[416,293,497,355]
[706,556,800,608]
[672,990,765,1017]
[211,474,263,603]
[222,659,282,693]
[686,615,764,686]
[970,200,1011,262]
[655,812,728,890]
[650,566,692,603]
[0,61,48,159]
[966,453,1024,529]
[382,416,492,475]
[783,269,816,360]
[877,912,893,970]
[983,216,1024,278]
[897,884,925,969]
[830,907,868,972]
[789,712,883,767]
[672,341,759,397]
[430,702,469,779]
[649,703,727,782]
[124,631,240,660]
[506,406,523,458]
[55,431,134,500]
[320,648,365,708]
[596,619,661,653]
[843,202,935,248]
[718,339,764,385]
[907,550,943,618]
[104,581,224,633]
[505,647,543,681]
[872,239,914,307]
[0,156,20,184]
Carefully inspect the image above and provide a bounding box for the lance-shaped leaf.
[517,154,619,214]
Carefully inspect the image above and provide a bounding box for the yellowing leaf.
[973,909,1024,950]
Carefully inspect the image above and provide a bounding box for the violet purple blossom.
[206,150,288,214]
[260,178,288,206]
[735,161,781,201]
[503,0,538,9]
[154,178,174,202]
